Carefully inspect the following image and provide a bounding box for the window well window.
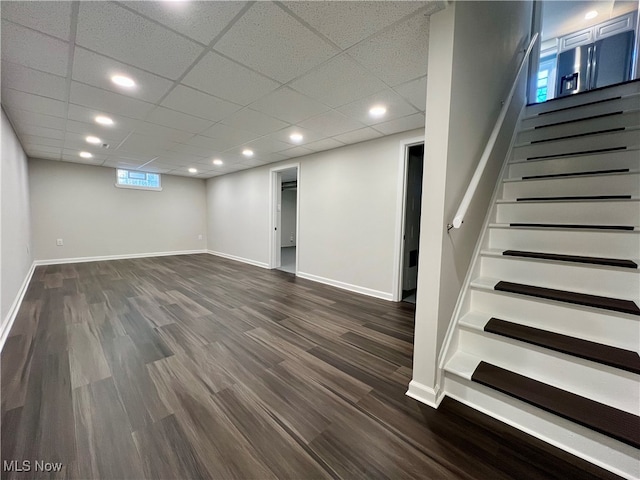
[115,169,162,191]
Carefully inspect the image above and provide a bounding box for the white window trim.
[114,168,163,191]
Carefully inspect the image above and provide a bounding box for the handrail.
[447,32,539,231]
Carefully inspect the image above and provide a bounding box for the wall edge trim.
[406,380,443,408]
[0,261,36,353]
[296,271,393,301]
[34,249,207,266]
[207,250,269,269]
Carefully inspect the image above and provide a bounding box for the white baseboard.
[0,261,36,353]
[406,380,443,408]
[207,250,269,269]
[34,249,207,266]
[296,271,393,301]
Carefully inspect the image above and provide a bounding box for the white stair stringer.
[438,81,640,480]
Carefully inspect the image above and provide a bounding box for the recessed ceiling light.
[213,159,223,166]
[111,75,136,88]
[95,115,114,126]
[242,149,254,157]
[79,151,93,158]
[289,133,303,143]
[585,10,598,20]
[86,136,101,144]
[369,105,387,118]
[188,167,198,173]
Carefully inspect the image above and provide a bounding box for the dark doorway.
[401,144,424,304]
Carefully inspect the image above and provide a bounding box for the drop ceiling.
[1,1,442,179]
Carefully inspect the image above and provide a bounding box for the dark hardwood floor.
[1,254,620,479]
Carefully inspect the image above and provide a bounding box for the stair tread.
[489,222,640,232]
[484,318,640,374]
[500,250,638,268]
[515,195,633,202]
[528,110,628,130]
[494,281,640,316]
[525,146,628,161]
[510,223,636,231]
[508,147,640,165]
[471,361,640,448]
[524,127,627,146]
[520,168,631,180]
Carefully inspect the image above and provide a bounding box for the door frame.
[392,136,425,302]
[269,162,300,273]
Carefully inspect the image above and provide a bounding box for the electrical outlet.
[56,238,63,246]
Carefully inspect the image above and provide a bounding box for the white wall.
[410,1,533,402]
[1,108,33,340]
[207,129,423,298]
[281,188,297,247]
[29,159,207,261]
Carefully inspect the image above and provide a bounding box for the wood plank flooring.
[1,254,620,479]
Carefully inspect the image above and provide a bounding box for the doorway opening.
[395,140,424,304]
[269,164,299,274]
[530,1,639,104]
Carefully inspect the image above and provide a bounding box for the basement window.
[115,168,162,191]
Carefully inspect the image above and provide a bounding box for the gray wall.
[281,188,297,247]
[412,1,533,396]
[207,129,423,298]
[29,159,207,261]
[1,108,33,338]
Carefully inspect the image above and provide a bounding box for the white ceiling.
[1,1,442,179]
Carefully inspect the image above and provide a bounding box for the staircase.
[441,81,640,479]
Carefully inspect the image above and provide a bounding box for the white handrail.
[448,32,539,231]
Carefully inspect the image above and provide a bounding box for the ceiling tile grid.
[1,1,439,178]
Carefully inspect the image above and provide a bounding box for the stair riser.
[502,174,640,200]
[511,130,639,161]
[521,94,640,129]
[517,111,640,144]
[489,228,640,259]
[525,81,640,116]
[480,256,639,299]
[496,200,639,225]
[457,330,639,414]
[508,149,640,178]
[470,289,640,351]
[443,375,640,480]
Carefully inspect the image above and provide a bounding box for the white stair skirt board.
[296,271,393,301]
[444,374,640,480]
[35,249,208,266]
[406,380,443,409]
[502,172,640,199]
[207,250,269,269]
[508,148,640,178]
[521,94,640,128]
[0,262,36,353]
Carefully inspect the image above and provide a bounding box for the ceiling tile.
[76,2,204,80]
[348,13,429,87]
[332,127,383,144]
[115,132,177,157]
[282,1,427,49]
[67,104,139,131]
[213,2,338,83]
[161,85,242,122]
[169,142,215,158]
[182,51,280,106]
[2,62,67,101]
[280,146,314,159]
[63,130,126,150]
[289,54,387,108]
[248,87,329,124]
[1,1,72,41]
[1,20,69,76]
[393,76,427,111]
[18,125,63,140]
[25,147,61,160]
[62,148,108,162]
[22,135,64,148]
[2,89,66,117]
[8,109,67,131]
[242,135,293,155]
[221,108,289,136]
[132,121,194,143]
[121,1,247,45]
[337,89,418,125]
[373,113,425,135]
[303,138,345,152]
[145,106,213,134]
[271,125,324,146]
[70,82,155,120]
[298,110,365,137]
[71,47,174,103]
